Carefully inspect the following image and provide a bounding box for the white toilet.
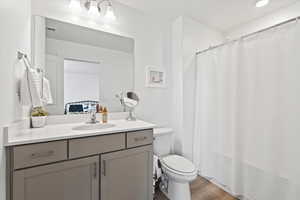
[154,128,197,200]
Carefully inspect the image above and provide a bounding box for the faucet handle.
[91,110,96,117]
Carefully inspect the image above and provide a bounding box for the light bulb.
[69,0,81,11]
[255,0,269,8]
[88,1,100,17]
[104,5,116,22]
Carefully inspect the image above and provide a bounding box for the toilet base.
[164,180,191,200]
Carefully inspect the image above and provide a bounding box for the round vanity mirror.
[123,92,139,121]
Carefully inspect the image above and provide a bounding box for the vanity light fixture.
[86,0,101,16]
[70,0,116,21]
[255,0,270,8]
[104,3,116,21]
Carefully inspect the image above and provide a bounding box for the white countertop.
[5,120,156,146]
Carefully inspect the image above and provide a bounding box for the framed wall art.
[145,66,166,88]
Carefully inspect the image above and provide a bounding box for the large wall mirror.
[32,16,135,115]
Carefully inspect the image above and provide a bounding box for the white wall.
[31,0,172,127]
[171,16,185,155]
[0,0,32,199]
[172,16,224,159]
[226,1,300,38]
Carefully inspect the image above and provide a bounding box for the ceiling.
[114,0,299,32]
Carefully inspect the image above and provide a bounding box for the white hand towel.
[42,77,53,105]
[20,70,31,106]
[20,68,43,107]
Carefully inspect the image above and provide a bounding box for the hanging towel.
[20,68,43,107]
[42,77,53,105]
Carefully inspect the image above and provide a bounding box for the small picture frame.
[145,66,166,88]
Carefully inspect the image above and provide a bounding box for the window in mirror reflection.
[64,59,100,114]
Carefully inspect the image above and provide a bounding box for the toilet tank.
[153,128,173,156]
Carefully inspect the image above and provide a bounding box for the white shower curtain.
[194,21,300,200]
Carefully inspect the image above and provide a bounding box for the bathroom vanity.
[5,14,156,200]
[5,120,155,200]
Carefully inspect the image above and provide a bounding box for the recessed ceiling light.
[255,0,270,8]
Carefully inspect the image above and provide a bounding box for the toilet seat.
[161,155,196,176]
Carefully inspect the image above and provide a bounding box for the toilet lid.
[161,155,196,174]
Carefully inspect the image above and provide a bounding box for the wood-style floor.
[154,176,238,200]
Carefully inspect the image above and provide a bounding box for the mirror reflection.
[37,17,135,115]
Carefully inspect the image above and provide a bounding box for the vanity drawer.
[126,129,153,148]
[69,133,126,159]
[13,141,68,169]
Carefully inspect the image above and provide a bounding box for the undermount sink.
[72,123,115,131]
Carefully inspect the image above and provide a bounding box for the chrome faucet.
[116,92,126,112]
[87,110,99,124]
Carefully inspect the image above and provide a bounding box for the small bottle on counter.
[102,107,108,123]
[96,105,104,113]
[96,104,100,113]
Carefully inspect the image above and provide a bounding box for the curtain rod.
[196,16,300,55]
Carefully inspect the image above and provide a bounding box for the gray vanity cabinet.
[13,156,99,200]
[101,145,153,200]
[7,129,154,200]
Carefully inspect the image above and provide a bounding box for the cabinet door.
[13,156,99,200]
[101,145,153,200]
